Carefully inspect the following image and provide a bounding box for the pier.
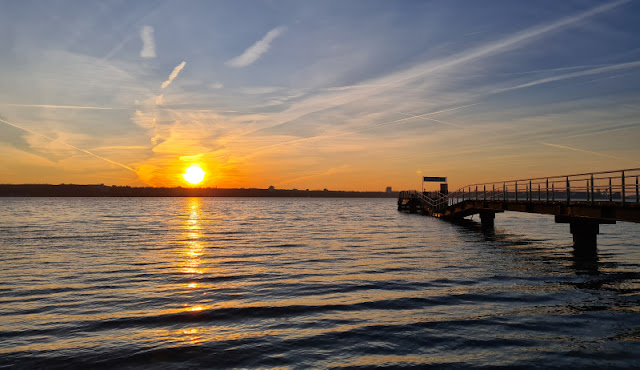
[398,168,640,251]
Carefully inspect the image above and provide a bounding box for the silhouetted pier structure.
[398,168,640,250]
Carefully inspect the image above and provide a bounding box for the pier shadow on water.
[571,246,600,276]
[443,215,640,313]
[445,216,604,277]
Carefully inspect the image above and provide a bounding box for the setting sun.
[182,165,205,185]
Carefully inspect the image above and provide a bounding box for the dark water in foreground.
[0,197,639,368]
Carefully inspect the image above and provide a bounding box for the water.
[0,197,639,368]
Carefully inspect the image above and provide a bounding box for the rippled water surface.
[1,197,639,368]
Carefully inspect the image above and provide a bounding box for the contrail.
[350,103,477,134]
[0,117,137,173]
[540,142,623,160]
[500,60,640,92]
[410,104,478,118]
[397,112,462,127]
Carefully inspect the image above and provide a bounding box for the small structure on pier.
[398,176,447,214]
[399,168,640,252]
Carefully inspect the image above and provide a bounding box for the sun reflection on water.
[182,198,205,276]
[179,198,210,317]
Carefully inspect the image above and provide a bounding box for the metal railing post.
[591,174,595,205]
[586,179,590,202]
[538,183,541,201]
[483,185,486,201]
[546,178,549,202]
[552,182,555,201]
[475,186,478,201]
[503,183,507,201]
[609,177,613,202]
[566,177,570,203]
[636,176,639,203]
[492,184,495,201]
[622,171,626,205]
[529,180,532,201]
[515,181,518,202]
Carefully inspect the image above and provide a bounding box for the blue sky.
[1,0,639,190]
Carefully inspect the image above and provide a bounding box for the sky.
[0,0,639,191]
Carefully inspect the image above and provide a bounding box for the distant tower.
[268,185,275,191]
[386,186,393,193]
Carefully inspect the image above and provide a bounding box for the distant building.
[386,186,393,193]
[268,185,275,191]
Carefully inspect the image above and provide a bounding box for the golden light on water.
[182,164,205,185]
[182,198,205,276]
[179,198,211,318]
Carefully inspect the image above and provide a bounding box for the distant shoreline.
[0,184,398,198]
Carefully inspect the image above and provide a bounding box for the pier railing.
[400,168,640,247]
[447,168,640,207]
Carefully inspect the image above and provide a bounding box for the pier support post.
[479,211,495,229]
[569,222,599,249]
[555,216,614,252]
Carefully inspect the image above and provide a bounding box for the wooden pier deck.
[399,168,640,250]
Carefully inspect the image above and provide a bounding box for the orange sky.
[1,2,640,191]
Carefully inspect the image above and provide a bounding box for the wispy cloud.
[0,117,137,173]
[140,26,156,58]
[1,104,119,110]
[241,86,284,95]
[96,145,148,150]
[161,61,187,89]
[226,26,287,68]
[241,1,627,137]
[235,103,478,160]
[276,165,350,186]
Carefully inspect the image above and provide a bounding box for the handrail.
[457,167,640,188]
[444,168,640,208]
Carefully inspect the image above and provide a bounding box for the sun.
[182,164,205,185]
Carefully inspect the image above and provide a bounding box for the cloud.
[211,82,224,89]
[0,117,137,173]
[1,104,119,110]
[140,26,156,58]
[236,0,628,141]
[241,86,284,95]
[276,165,350,186]
[161,61,187,89]
[226,26,287,68]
